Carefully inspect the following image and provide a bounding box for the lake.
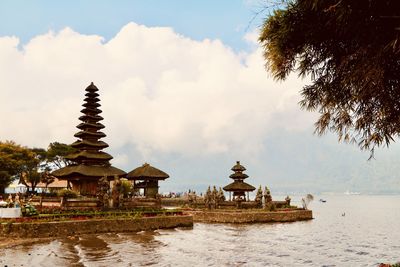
[0,195,399,266]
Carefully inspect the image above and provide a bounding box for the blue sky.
[0,0,265,51]
[1,1,400,194]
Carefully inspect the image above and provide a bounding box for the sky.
[1,0,400,194]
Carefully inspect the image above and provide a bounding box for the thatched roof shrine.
[127,163,169,198]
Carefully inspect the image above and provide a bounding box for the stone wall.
[123,198,161,209]
[0,215,193,238]
[190,209,312,223]
[161,198,189,207]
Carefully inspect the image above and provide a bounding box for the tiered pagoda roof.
[52,83,126,179]
[223,161,255,193]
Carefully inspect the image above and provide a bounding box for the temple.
[127,163,169,198]
[52,83,126,195]
[223,161,255,201]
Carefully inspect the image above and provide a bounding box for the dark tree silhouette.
[259,0,400,154]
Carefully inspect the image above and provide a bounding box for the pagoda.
[52,83,126,195]
[223,161,255,201]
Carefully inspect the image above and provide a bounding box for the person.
[0,195,8,208]
[7,194,13,207]
[0,195,7,208]
[15,193,21,208]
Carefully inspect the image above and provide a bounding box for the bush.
[41,191,58,197]
[121,180,132,197]
[57,189,78,198]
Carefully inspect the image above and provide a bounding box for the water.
[0,195,399,266]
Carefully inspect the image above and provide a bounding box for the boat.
[319,199,326,203]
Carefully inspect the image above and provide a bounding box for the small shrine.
[127,163,169,198]
[223,161,255,201]
[52,83,126,195]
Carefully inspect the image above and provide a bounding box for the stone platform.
[189,209,312,223]
[0,215,193,238]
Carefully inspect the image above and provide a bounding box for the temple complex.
[127,163,169,198]
[52,83,126,195]
[223,161,255,201]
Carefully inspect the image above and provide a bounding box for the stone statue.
[263,186,272,203]
[204,186,212,209]
[112,175,122,208]
[97,175,110,208]
[103,192,110,208]
[218,187,225,203]
[211,186,218,209]
[285,195,291,206]
[263,186,273,210]
[255,186,263,208]
[188,190,198,208]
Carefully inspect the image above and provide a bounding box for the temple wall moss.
[190,209,313,223]
[0,215,193,238]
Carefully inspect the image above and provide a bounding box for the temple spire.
[223,161,255,200]
[52,83,126,195]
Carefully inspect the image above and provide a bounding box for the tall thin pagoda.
[52,83,126,195]
[223,161,255,201]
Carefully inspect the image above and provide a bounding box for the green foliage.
[21,204,39,217]
[0,140,75,193]
[255,185,263,205]
[120,179,132,197]
[260,0,400,153]
[0,141,38,192]
[57,189,78,198]
[40,170,55,189]
[46,142,76,169]
[0,171,13,193]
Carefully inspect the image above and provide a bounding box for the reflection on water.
[1,195,399,266]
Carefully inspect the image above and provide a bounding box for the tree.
[46,142,76,169]
[0,141,74,193]
[18,147,46,193]
[259,0,400,154]
[0,141,37,193]
[40,169,55,192]
[41,142,75,191]
[0,171,13,194]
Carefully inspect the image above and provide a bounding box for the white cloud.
[0,22,314,159]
